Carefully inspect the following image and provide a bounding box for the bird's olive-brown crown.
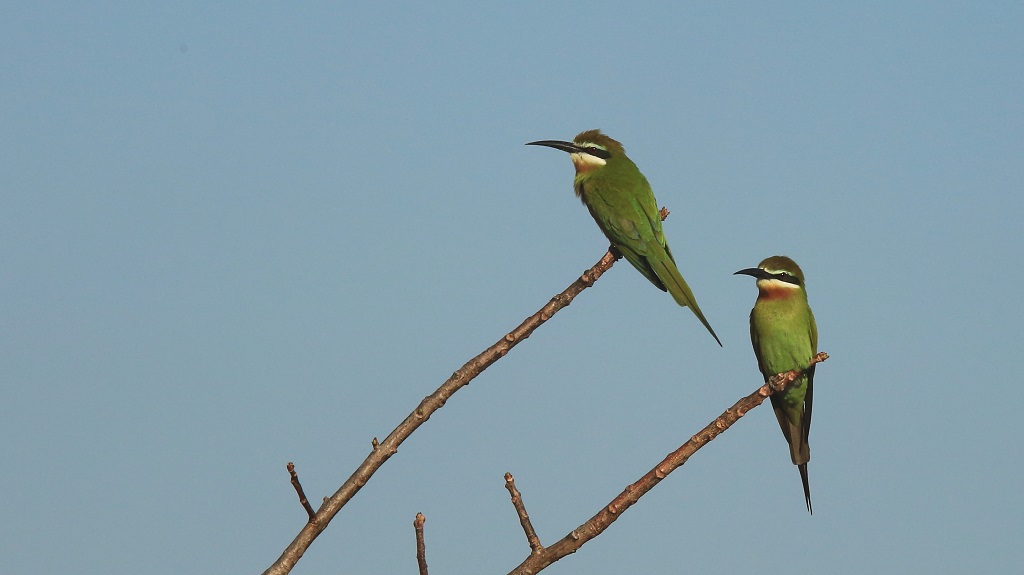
[758,255,806,286]
[572,129,626,157]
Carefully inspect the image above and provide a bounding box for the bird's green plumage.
[528,130,720,345]
[738,255,818,513]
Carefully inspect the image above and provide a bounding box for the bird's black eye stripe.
[586,146,611,159]
[772,272,802,286]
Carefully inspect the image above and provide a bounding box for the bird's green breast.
[751,296,816,380]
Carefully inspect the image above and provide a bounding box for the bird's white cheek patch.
[756,278,802,299]
[569,151,607,172]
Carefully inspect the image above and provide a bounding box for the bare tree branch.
[414,513,428,575]
[262,250,620,575]
[286,462,316,523]
[505,352,829,575]
[504,473,543,555]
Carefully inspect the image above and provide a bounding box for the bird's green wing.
[809,308,818,352]
[803,309,818,450]
[581,169,720,344]
[581,175,667,289]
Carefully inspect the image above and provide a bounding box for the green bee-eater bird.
[527,130,720,345]
[735,256,818,513]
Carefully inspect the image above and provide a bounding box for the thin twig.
[504,473,543,554]
[263,250,620,575]
[287,462,316,523]
[414,512,428,575]
[505,352,829,575]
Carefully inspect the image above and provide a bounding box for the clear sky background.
[3,3,1022,574]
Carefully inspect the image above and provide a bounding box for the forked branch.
[262,250,620,575]
[505,352,829,575]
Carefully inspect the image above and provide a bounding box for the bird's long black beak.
[734,267,772,280]
[526,139,584,154]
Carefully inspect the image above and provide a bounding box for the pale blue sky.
[3,2,1022,574]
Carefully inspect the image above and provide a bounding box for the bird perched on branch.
[527,130,720,345]
[735,255,818,513]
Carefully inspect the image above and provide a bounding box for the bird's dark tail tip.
[698,315,722,347]
[799,463,812,515]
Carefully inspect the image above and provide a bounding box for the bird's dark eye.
[586,147,611,159]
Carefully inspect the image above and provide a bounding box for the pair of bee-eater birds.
[528,130,818,514]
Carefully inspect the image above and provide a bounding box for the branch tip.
[414,512,428,575]
[287,462,317,523]
[766,353,830,395]
[504,472,543,553]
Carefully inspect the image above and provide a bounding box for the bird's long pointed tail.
[649,256,722,346]
[799,462,812,515]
